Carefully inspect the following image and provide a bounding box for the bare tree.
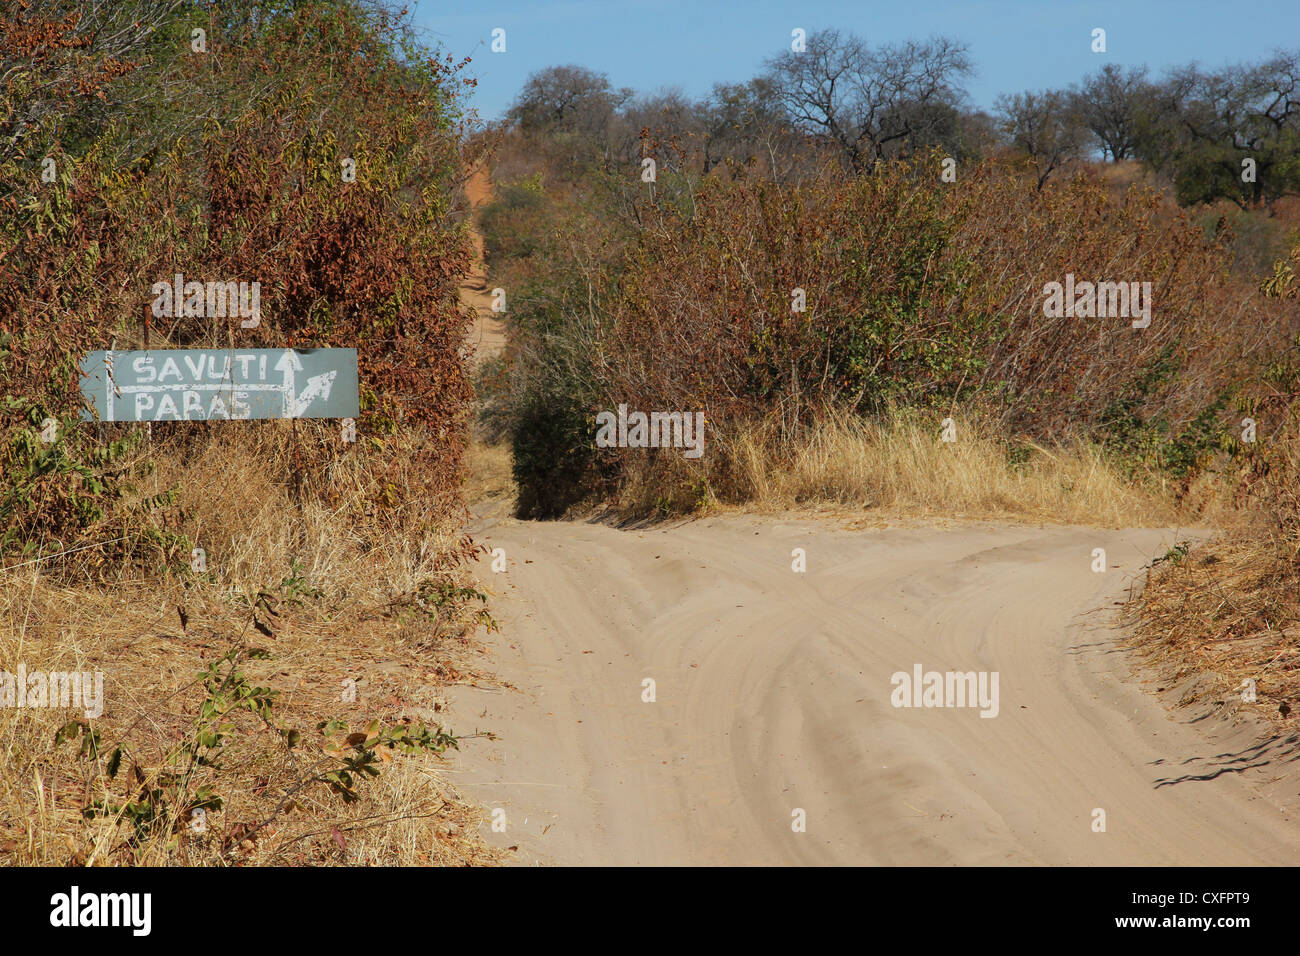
[996,90,1088,189]
[955,108,1002,159]
[762,30,972,172]
[606,86,702,172]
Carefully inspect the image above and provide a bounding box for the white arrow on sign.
[291,371,337,417]
[273,350,302,418]
[273,350,336,418]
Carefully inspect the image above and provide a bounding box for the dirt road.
[449,515,1300,865]
[452,167,1299,866]
[459,164,506,362]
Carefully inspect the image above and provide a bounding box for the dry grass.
[158,424,471,599]
[0,429,503,866]
[1127,429,1300,731]
[463,438,516,511]
[1127,534,1300,729]
[611,408,1181,527]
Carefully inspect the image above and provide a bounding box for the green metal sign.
[80,348,359,422]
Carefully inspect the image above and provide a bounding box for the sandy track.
[459,164,507,363]
[448,514,1300,865]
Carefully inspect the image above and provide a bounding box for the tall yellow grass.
[614,409,1185,527]
[734,411,1174,525]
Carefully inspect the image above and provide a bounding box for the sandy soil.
[448,514,1300,865]
[459,164,507,363]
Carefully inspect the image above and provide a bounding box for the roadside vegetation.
[1,0,498,865]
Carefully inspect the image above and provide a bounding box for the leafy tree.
[506,64,625,138]
[1137,52,1300,210]
[699,79,792,173]
[1072,64,1152,161]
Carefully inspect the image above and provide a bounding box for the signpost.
[79,348,360,422]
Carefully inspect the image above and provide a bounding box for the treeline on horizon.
[492,31,1300,209]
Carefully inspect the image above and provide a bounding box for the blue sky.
[409,0,1300,121]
